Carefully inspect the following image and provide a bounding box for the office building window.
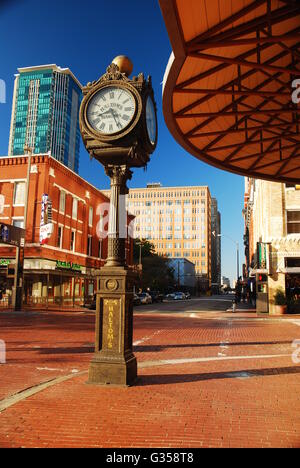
[72,198,78,219]
[70,230,75,252]
[13,182,25,205]
[13,219,24,228]
[87,235,92,256]
[287,211,300,234]
[57,225,63,248]
[59,191,66,213]
[89,206,93,226]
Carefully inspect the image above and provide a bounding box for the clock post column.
[88,164,137,387]
[105,164,131,268]
[80,57,157,388]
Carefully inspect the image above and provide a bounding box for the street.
[0,298,300,448]
[136,294,237,314]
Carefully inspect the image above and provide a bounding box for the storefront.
[284,258,300,314]
[0,257,99,309]
[23,259,99,308]
[0,259,14,307]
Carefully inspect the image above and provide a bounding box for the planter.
[274,304,287,315]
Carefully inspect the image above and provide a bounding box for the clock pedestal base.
[87,266,137,387]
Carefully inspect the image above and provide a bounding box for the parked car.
[185,292,191,299]
[174,292,186,300]
[86,294,96,310]
[138,292,152,304]
[165,293,175,300]
[149,291,164,303]
[133,294,141,306]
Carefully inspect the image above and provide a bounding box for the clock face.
[87,86,136,135]
[146,95,157,145]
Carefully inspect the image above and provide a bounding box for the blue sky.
[0,0,245,285]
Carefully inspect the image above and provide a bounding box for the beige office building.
[103,183,212,287]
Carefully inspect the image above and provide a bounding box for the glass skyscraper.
[8,65,82,173]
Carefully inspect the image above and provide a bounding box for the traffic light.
[0,224,9,243]
[258,274,267,282]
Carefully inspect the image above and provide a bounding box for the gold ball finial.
[112,55,133,77]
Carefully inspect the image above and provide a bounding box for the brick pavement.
[0,309,300,448]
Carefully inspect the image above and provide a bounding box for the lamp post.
[12,145,32,310]
[79,58,157,386]
[217,234,240,285]
[23,145,33,231]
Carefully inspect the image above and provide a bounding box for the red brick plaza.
[0,307,300,448]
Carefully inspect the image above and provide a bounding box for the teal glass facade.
[9,66,82,173]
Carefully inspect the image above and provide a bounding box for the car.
[149,291,164,303]
[85,294,96,310]
[174,292,186,300]
[185,292,191,299]
[165,293,175,300]
[133,294,141,306]
[138,292,152,304]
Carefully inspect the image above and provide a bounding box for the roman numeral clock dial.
[87,86,136,135]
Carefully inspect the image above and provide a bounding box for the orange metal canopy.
[159,0,300,183]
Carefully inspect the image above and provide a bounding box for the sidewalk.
[0,308,300,448]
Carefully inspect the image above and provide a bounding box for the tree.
[133,238,156,262]
[133,238,174,292]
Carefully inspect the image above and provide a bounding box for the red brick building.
[0,154,133,308]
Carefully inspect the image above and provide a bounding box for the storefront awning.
[160,0,300,183]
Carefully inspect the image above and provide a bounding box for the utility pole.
[13,145,32,311]
[23,145,33,230]
[139,241,142,267]
[237,242,240,281]
[217,233,240,284]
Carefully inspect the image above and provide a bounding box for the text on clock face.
[87,87,136,134]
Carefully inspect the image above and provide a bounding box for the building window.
[287,211,300,234]
[89,206,93,226]
[57,225,63,249]
[72,198,78,219]
[87,235,92,256]
[13,182,25,205]
[59,191,66,213]
[13,219,24,228]
[70,230,75,252]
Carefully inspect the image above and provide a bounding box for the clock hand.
[109,108,121,127]
[96,109,111,116]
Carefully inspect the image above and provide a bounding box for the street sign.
[0,222,25,247]
[40,194,53,244]
[40,223,53,244]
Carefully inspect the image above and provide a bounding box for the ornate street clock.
[80,57,157,387]
[80,57,157,167]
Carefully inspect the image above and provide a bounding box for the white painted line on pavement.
[288,320,300,327]
[0,371,87,413]
[139,353,292,368]
[133,330,162,346]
